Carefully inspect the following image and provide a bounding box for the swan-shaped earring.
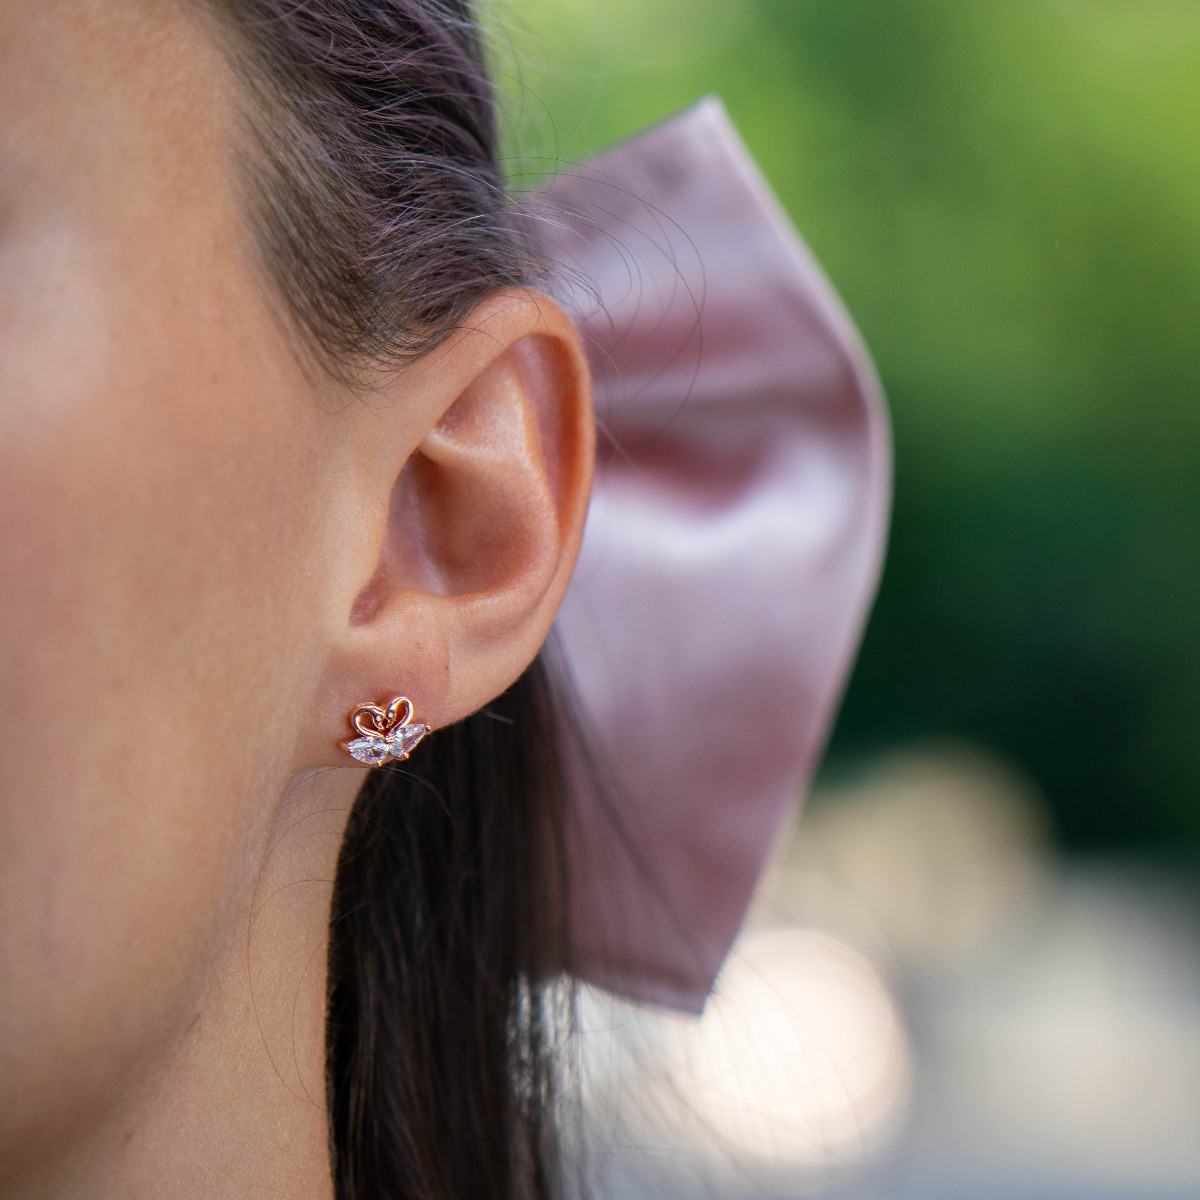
[342,695,430,766]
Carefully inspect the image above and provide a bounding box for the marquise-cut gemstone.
[346,735,390,766]
[387,722,429,760]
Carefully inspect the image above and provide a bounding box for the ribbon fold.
[535,98,892,1013]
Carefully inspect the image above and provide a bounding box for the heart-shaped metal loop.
[351,695,417,738]
[384,695,414,729]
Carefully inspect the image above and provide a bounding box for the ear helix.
[342,694,430,766]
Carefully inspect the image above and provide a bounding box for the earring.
[343,694,430,766]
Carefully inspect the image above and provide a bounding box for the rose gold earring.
[342,695,430,767]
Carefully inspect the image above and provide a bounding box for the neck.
[11,772,359,1200]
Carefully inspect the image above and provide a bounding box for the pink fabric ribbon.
[534,98,892,1013]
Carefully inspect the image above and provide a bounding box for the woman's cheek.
[0,203,323,1164]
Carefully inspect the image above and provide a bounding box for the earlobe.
[315,290,593,766]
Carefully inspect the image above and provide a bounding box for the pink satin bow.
[535,98,892,1013]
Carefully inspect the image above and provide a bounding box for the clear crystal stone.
[387,722,429,760]
[347,735,390,766]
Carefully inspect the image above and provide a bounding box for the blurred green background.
[498,0,1200,851]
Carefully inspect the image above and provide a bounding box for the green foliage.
[500,0,1200,846]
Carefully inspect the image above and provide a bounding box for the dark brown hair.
[205,2,571,1197]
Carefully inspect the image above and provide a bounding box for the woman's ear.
[310,289,593,764]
